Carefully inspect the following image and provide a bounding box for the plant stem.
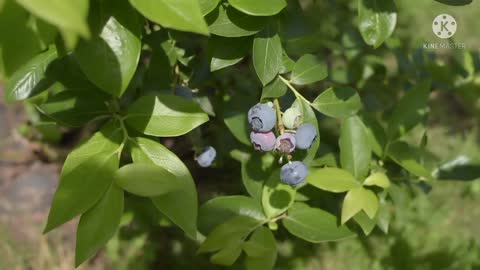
[115,114,131,159]
[274,99,285,134]
[278,75,312,105]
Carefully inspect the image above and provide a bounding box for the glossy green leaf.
[5,47,57,102]
[199,0,220,15]
[75,184,123,266]
[198,195,266,235]
[353,211,376,236]
[241,152,275,200]
[253,23,282,85]
[38,89,110,127]
[228,0,286,16]
[209,36,251,72]
[283,203,355,243]
[206,5,266,37]
[210,243,243,266]
[129,0,208,35]
[126,94,209,137]
[244,226,277,270]
[198,215,261,253]
[130,137,198,238]
[307,167,360,193]
[341,187,379,224]
[358,0,397,48]
[261,76,287,100]
[311,87,362,118]
[387,141,433,180]
[75,0,141,97]
[339,116,371,180]
[44,121,122,233]
[262,170,296,219]
[16,0,90,38]
[115,163,182,197]
[290,54,327,85]
[387,81,431,140]
[363,172,390,188]
[224,111,251,146]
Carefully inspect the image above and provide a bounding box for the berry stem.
[278,75,312,106]
[274,99,285,135]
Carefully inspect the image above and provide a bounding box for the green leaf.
[38,89,110,127]
[279,52,295,74]
[262,170,296,219]
[126,94,209,137]
[129,0,209,35]
[290,54,327,85]
[114,163,182,197]
[363,172,390,188]
[339,116,371,180]
[241,152,275,200]
[261,76,287,100]
[387,141,433,180]
[210,243,243,266]
[199,0,220,15]
[198,195,266,235]
[130,137,198,238]
[16,0,90,38]
[387,81,431,140]
[244,227,277,270]
[353,211,376,236]
[253,23,282,85]
[75,183,124,266]
[44,121,122,233]
[75,0,141,97]
[283,203,355,243]
[311,87,362,118]
[361,114,387,157]
[228,0,286,16]
[307,167,360,193]
[358,0,397,48]
[206,5,266,37]
[198,215,261,253]
[224,111,251,146]
[209,36,251,72]
[5,47,57,102]
[341,187,379,224]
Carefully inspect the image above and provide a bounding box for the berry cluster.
[248,103,317,186]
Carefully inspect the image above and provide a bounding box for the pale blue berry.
[280,161,308,186]
[295,123,317,149]
[197,146,216,167]
[250,131,276,151]
[275,133,296,153]
[248,103,276,132]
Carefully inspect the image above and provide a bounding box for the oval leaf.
[131,137,198,239]
[244,227,277,270]
[206,5,266,37]
[358,0,397,48]
[290,54,327,85]
[283,203,355,243]
[44,121,123,233]
[253,23,283,85]
[307,167,360,193]
[5,47,57,102]
[311,87,362,119]
[115,163,182,197]
[228,0,286,16]
[339,116,371,180]
[75,0,141,97]
[261,76,287,100]
[126,95,209,137]
[75,183,123,266]
[209,36,251,72]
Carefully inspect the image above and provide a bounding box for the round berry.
[197,146,216,167]
[248,103,276,132]
[282,107,303,129]
[295,123,317,149]
[280,161,308,186]
[250,131,276,151]
[275,133,296,153]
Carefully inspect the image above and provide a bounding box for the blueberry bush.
[1,0,479,268]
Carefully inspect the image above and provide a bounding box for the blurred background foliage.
[1,0,480,269]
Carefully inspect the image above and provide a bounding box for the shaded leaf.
[209,36,251,72]
[206,4,266,37]
[311,87,362,118]
[244,226,277,270]
[261,76,287,100]
[228,0,286,16]
[253,23,282,85]
[290,54,327,85]
[262,170,296,219]
[387,141,433,180]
